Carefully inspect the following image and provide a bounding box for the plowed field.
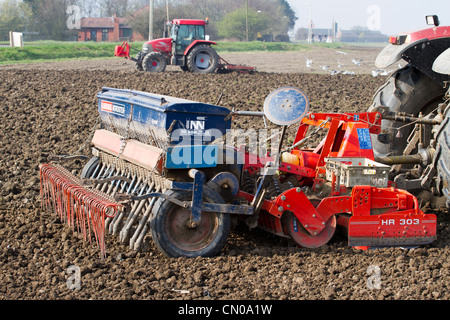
[0,47,449,302]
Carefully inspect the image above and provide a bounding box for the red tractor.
[115,18,255,74]
[368,15,450,210]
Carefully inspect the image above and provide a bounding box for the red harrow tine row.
[39,163,122,258]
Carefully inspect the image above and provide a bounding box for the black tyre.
[80,156,99,179]
[135,63,143,71]
[134,53,143,71]
[368,65,447,158]
[142,52,166,72]
[434,98,450,207]
[186,45,219,74]
[150,187,230,257]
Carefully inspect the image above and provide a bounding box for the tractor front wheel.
[142,52,166,72]
[186,44,219,74]
[150,188,230,258]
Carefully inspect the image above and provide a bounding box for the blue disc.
[263,87,310,126]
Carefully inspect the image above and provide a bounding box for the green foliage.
[217,7,271,41]
[0,40,345,65]
[215,41,343,53]
[1,0,299,42]
[0,0,32,40]
[0,41,120,63]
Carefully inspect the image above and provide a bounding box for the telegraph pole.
[149,0,154,40]
[246,0,249,41]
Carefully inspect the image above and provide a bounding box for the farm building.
[77,15,144,42]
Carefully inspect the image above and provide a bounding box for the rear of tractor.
[39,86,439,258]
[114,18,255,74]
[368,14,450,209]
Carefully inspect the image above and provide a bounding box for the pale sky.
[286,0,450,35]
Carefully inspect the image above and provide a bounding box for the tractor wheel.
[134,53,143,71]
[150,188,230,258]
[142,52,166,72]
[186,44,219,74]
[368,65,447,158]
[434,95,450,207]
[135,62,143,71]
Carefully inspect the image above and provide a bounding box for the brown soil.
[0,46,449,301]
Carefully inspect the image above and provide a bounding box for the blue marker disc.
[263,87,310,126]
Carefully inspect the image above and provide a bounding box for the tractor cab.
[170,19,207,55]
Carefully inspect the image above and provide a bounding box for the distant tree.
[217,7,271,41]
[34,0,80,40]
[130,0,296,41]
[295,27,308,41]
[101,0,130,17]
[129,1,219,40]
[0,0,32,40]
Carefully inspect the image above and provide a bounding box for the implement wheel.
[150,188,230,258]
[282,199,336,248]
[283,213,336,248]
[80,156,99,179]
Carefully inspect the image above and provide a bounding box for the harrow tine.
[119,182,155,242]
[94,164,109,190]
[110,169,130,197]
[111,176,143,235]
[39,163,121,258]
[107,173,137,233]
[104,167,122,195]
[99,165,116,193]
[105,171,132,230]
[91,162,102,178]
[130,186,160,250]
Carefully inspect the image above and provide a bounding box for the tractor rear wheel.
[150,188,230,258]
[368,65,446,158]
[142,52,166,72]
[186,44,219,74]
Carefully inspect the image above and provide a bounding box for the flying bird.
[330,70,341,76]
[336,51,348,55]
[372,69,393,77]
[352,58,363,66]
[378,69,393,76]
[305,57,313,68]
[337,59,345,69]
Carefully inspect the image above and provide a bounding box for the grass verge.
[0,40,350,65]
